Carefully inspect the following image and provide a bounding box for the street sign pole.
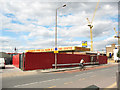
[54,4,66,69]
[55,9,57,69]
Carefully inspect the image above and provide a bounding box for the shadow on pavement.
[4,66,15,69]
[82,85,99,90]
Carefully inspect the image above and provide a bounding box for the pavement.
[1,62,118,78]
[108,59,116,63]
[1,65,37,78]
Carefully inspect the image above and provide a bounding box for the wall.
[73,52,86,55]
[24,52,91,71]
[57,54,90,67]
[58,54,90,64]
[12,52,107,70]
[24,52,54,70]
[0,52,11,64]
[106,44,116,57]
[12,54,19,68]
[98,55,107,64]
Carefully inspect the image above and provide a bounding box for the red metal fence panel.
[98,55,107,64]
[24,52,54,70]
[57,54,91,67]
[12,54,19,68]
[24,52,91,71]
[12,52,107,70]
[58,54,90,64]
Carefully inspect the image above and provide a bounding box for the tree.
[117,49,120,58]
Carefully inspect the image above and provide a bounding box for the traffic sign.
[54,51,58,53]
[82,41,87,47]
[55,48,58,50]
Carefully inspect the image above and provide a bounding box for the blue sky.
[0,0,119,53]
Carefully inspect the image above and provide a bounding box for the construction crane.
[113,27,120,46]
[86,0,100,51]
[114,27,120,38]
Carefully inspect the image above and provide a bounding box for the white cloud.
[93,36,118,51]
[28,26,54,38]
[0,36,17,52]
[0,0,119,53]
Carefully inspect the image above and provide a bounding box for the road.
[2,64,118,88]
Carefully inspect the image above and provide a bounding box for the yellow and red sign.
[26,46,75,52]
[25,46,90,53]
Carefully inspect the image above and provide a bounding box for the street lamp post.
[55,4,66,69]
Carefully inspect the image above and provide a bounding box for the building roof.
[106,44,120,48]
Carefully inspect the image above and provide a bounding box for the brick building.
[106,44,119,58]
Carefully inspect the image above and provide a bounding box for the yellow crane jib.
[114,27,120,38]
[114,27,118,35]
[91,0,100,24]
[86,0,100,52]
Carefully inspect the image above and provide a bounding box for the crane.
[113,27,120,48]
[114,27,117,35]
[86,0,100,51]
[114,27,120,38]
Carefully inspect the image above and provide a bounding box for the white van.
[0,58,5,69]
[114,49,120,62]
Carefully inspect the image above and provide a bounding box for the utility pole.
[54,4,66,69]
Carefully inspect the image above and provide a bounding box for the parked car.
[0,58,5,69]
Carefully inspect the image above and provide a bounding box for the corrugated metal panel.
[24,52,91,70]
[12,54,19,68]
[98,55,107,64]
[23,52,107,71]
[24,52,54,70]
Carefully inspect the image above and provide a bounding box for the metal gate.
[90,55,99,64]
[19,53,25,69]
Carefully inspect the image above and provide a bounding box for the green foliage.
[117,49,120,58]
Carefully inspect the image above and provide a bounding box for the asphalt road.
[2,64,118,88]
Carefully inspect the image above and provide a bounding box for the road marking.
[74,72,94,77]
[86,72,93,74]
[74,73,88,77]
[106,82,117,88]
[48,86,56,88]
[14,78,60,87]
[112,76,116,79]
[79,78,85,80]
[75,75,79,77]
[14,81,39,87]
[90,75,96,77]
[64,82,73,85]
[100,69,109,71]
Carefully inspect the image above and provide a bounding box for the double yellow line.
[105,82,117,89]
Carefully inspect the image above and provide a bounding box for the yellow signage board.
[25,46,90,52]
[26,46,75,52]
[54,51,58,53]
[82,41,87,47]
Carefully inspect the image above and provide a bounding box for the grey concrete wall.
[0,52,11,64]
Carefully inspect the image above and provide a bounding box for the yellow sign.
[82,41,87,47]
[26,46,75,52]
[54,51,58,53]
[25,46,90,52]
